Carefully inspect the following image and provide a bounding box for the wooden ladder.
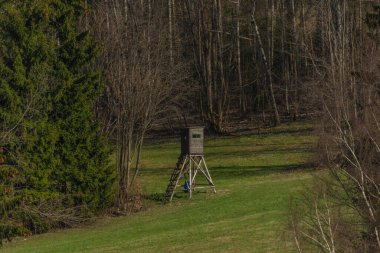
[164,155,187,201]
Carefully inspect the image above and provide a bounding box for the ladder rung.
[164,155,187,201]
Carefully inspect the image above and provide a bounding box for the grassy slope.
[3,122,316,253]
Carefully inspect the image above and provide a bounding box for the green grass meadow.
[3,122,316,253]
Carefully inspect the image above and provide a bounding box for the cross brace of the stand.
[165,154,216,202]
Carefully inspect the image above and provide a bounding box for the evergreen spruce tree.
[49,0,113,210]
[0,0,58,241]
[0,0,113,242]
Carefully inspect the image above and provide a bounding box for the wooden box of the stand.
[181,127,204,155]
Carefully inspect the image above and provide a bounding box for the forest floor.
[3,121,317,253]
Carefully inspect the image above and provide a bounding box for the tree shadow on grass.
[210,163,314,179]
[206,147,314,158]
[143,163,313,204]
[141,162,314,178]
[212,124,314,137]
[253,127,314,136]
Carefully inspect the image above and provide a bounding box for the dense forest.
[0,0,379,252]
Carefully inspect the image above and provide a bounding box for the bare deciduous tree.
[290,2,380,252]
[92,0,185,212]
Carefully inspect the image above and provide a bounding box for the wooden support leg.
[201,157,216,193]
[189,155,192,198]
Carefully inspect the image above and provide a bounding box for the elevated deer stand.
[165,127,216,202]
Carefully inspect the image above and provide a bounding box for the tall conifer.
[0,0,112,242]
[50,0,113,210]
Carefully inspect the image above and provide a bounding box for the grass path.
[3,122,316,253]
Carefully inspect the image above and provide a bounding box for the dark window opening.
[192,134,201,138]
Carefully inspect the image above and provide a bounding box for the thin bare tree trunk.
[169,0,174,65]
[251,3,280,126]
[216,0,226,131]
[290,0,299,119]
[236,0,244,114]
